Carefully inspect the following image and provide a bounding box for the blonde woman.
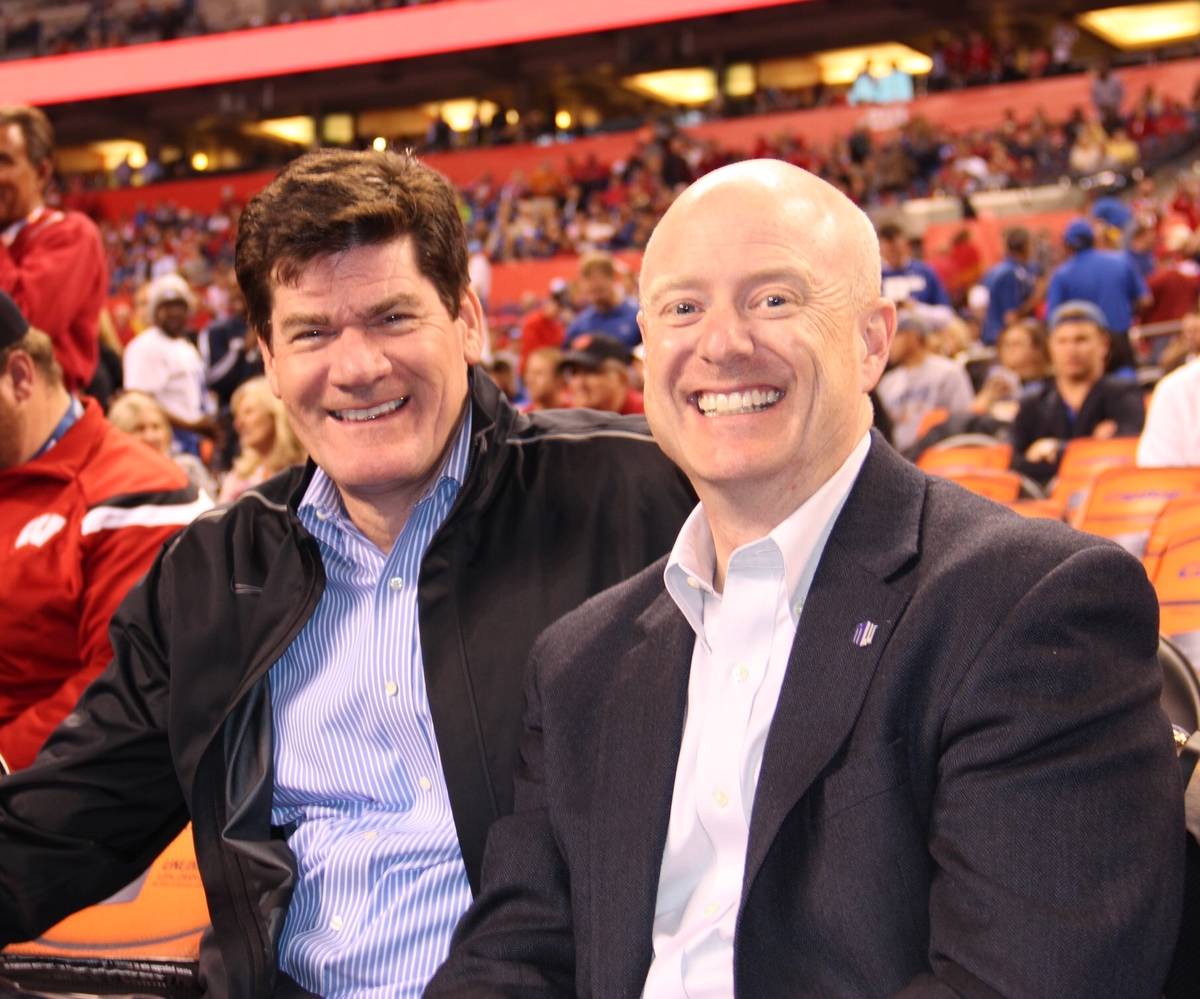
[108,390,218,499]
[219,376,306,502]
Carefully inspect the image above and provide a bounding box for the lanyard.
[30,397,84,461]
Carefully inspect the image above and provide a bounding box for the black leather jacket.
[0,373,695,997]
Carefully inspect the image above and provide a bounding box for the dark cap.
[1063,218,1095,250]
[559,333,632,372]
[0,291,29,351]
[1049,299,1108,331]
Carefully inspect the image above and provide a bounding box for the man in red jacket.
[0,105,108,394]
[0,291,209,771]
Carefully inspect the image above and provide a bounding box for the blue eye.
[671,302,697,316]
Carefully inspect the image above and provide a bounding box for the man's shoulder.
[1156,357,1200,398]
[163,466,303,557]
[535,555,670,660]
[80,419,190,502]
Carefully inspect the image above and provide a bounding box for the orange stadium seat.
[916,441,1013,475]
[1074,467,1200,556]
[913,407,950,442]
[940,469,1024,503]
[1009,436,1139,523]
[0,826,206,996]
[1155,530,1200,670]
[1145,496,1200,584]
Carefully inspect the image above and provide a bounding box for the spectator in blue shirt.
[878,221,951,306]
[980,227,1041,345]
[564,251,641,349]
[1046,217,1149,371]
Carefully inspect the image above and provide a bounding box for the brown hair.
[0,105,54,170]
[235,149,469,341]
[0,328,63,384]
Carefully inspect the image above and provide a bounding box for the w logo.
[15,513,67,549]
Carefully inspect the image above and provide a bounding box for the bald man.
[428,162,1182,997]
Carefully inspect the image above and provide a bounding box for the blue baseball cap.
[1063,218,1095,250]
[1049,299,1108,331]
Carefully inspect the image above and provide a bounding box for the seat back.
[1047,436,1139,522]
[917,442,1013,475]
[0,826,205,996]
[914,407,950,442]
[1160,636,1200,733]
[1155,529,1200,668]
[1075,467,1200,556]
[941,469,1023,502]
[1145,495,1200,584]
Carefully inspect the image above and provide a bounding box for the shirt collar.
[1,206,47,248]
[665,431,872,637]
[297,404,473,532]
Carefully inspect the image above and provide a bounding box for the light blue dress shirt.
[269,411,473,998]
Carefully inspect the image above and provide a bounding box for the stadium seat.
[1074,467,1200,556]
[0,827,205,998]
[1144,495,1200,584]
[1160,636,1200,733]
[940,469,1024,502]
[917,441,1013,475]
[1009,436,1139,523]
[913,407,950,442]
[1155,528,1200,670]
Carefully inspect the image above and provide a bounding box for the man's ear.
[1,350,37,404]
[458,287,486,365]
[860,297,896,391]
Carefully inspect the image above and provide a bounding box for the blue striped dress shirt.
[269,411,473,998]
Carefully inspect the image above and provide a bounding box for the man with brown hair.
[0,149,693,997]
[0,105,108,394]
[564,250,641,348]
[0,291,206,773]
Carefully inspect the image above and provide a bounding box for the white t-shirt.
[1138,359,1200,467]
[877,353,975,452]
[122,326,209,424]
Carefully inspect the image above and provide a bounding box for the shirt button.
[418,776,433,791]
[712,789,729,809]
[703,901,719,918]
[734,664,750,683]
[315,510,329,522]
[793,601,804,617]
[329,915,344,931]
[363,830,378,841]
[388,576,404,592]
[384,680,398,697]
[686,576,701,589]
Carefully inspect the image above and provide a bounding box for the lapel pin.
[851,620,878,648]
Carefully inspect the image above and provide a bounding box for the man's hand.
[1024,437,1061,463]
[1093,419,1118,440]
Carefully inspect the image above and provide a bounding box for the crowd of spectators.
[0,0,447,60]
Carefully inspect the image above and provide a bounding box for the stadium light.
[555,110,573,130]
[372,136,388,152]
[1078,2,1200,49]
[191,152,210,172]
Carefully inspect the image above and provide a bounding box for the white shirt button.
[384,680,398,697]
[362,830,378,841]
[329,915,344,931]
[388,576,404,592]
[315,510,330,522]
[703,901,719,918]
[734,664,750,683]
[686,576,701,589]
[712,789,729,809]
[417,776,433,791]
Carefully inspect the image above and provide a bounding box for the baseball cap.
[559,333,632,371]
[1049,299,1108,331]
[0,290,29,351]
[1063,218,1095,250]
[147,273,195,316]
[1091,196,1132,231]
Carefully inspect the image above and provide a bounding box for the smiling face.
[638,160,893,525]
[261,236,484,531]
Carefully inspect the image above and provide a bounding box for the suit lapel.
[589,590,693,996]
[743,437,925,899]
